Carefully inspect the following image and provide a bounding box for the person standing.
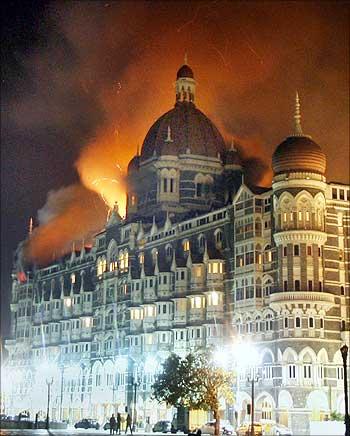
[110,413,117,435]
[117,413,122,435]
[125,413,133,435]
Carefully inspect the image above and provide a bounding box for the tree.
[152,350,234,436]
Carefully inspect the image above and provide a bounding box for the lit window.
[71,273,76,284]
[283,213,287,222]
[131,308,143,320]
[208,291,219,306]
[208,262,223,274]
[183,240,190,252]
[305,211,310,221]
[145,334,153,345]
[298,211,302,220]
[144,305,155,318]
[131,195,136,206]
[139,252,144,265]
[194,266,202,278]
[191,296,203,309]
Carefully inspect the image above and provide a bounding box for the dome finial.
[294,91,303,136]
[230,137,237,152]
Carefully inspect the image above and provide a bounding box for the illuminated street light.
[232,341,260,436]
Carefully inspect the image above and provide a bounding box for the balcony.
[270,291,335,311]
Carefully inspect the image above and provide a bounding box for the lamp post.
[232,342,260,436]
[247,370,260,436]
[340,344,349,436]
[132,375,141,431]
[46,377,54,430]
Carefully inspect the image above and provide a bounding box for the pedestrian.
[110,413,117,435]
[117,413,122,435]
[125,413,133,435]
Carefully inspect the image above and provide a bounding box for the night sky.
[1,1,349,336]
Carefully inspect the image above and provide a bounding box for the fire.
[75,128,128,216]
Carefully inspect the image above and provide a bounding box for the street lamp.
[247,371,260,436]
[46,377,54,430]
[232,342,260,436]
[340,344,349,436]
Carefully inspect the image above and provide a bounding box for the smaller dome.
[272,136,326,175]
[177,64,194,79]
[127,155,140,173]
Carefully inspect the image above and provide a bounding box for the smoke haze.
[3,1,349,266]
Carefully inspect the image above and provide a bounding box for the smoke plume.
[5,1,348,265]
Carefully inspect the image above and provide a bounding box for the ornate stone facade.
[2,64,349,435]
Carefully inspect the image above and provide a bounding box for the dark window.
[196,183,202,197]
[341,320,346,331]
[307,246,312,256]
[170,178,174,193]
[284,317,288,328]
[341,286,345,295]
[318,247,321,257]
[295,317,301,328]
[294,245,299,256]
[309,317,314,328]
[332,188,337,199]
[339,190,345,200]
[308,280,313,291]
[319,281,323,291]
[320,318,324,329]
[284,281,288,292]
[163,305,166,314]
[295,280,300,291]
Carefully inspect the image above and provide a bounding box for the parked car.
[236,423,262,436]
[269,424,293,436]
[74,418,100,429]
[104,422,111,430]
[200,420,236,435]
[153,420,172,432]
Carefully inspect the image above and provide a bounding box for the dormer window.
[183,240,190,253]
[165,245,173,259]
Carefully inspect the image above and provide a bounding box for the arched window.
[151,249,158,265]
[198,235,206,251]
[256,316,261,332]
[183,239,190,253]
[165,245,173,259]
[265,313,273,331]
[215,229,223,248]
[295,316,301,328]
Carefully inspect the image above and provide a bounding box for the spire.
[293,91,303,136]
[28,217,33,236]
[230,138,237,152]
[184,52,188,65]
[136,144,140,156]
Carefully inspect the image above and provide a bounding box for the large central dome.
[141,102,226,160]
[140,63,226,161]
